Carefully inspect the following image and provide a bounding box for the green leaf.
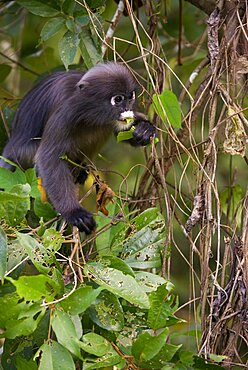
[0,184,30,200]
[0,298,45,339]
[148,284,182,330]
[116,126,135,142]
[81,333,122,369]
[193,355,226,369]
[0,312,45,339]
[42,228,64,251]
[119,208,165,269]
[15,356,38,370]
[17,1,60,17]
[7,274,60,302]
[179,350,195,366]
[18,302,44,319]
[0,337,28,368]
[150,343,182,368]
[79,28,102,69]
[59,285,103,315]
[135,272,171,293]
[65,19,76,33]
[51,268,65,294]
[33,310,50,346]
[80,333,113,356]
[95,200,129,256]
[34,197,57,220]
[83,359,123,370]
[7,236,28,272]
[51,309,82,359]
[16,232,54,274]
[62,0,76,15]
[152,90,181,128]
[24,168,40,198]
[0,293,27,327]
[0,184,31,226]
[132,330,181,368]
[0,227,7,280]
[58,31,79,70]
[69,315,82,340]
[0,64,12,82]
[84,261,150,309]
[87,290,124,331]
[0,166,26,191]
[209,354,228,363]
[40,17,65,42]
[132,328,169,361]
[36,341,75,370]
[75,15,90,27]
[101,256,135,277]
[132,207,164,230]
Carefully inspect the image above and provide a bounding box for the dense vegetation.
[0,1,247,369]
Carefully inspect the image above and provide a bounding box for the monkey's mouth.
[117,110,134,125]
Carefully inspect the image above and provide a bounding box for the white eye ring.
[111,95,124,106]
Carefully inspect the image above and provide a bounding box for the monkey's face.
[76,63,138,131]
[110,90,136,131]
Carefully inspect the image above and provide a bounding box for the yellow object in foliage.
[84,173,95,188]
[37,177,47,203]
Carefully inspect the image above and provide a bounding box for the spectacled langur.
[0,62,157,233]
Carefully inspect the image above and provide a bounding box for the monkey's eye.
[128,91,135,100]
[111,95,125,106]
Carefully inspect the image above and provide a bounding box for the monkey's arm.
[35,119,96,234]
[74,166,89,185]
[127,112,157,147]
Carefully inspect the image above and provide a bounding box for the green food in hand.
[117,127,160,144]
[117,126,135,142]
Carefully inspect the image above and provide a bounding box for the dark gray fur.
[0,62,157,233]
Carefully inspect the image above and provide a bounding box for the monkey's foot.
[64,208,96,234]
[133,121,157,146]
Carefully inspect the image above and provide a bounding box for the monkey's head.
[76,62,138,131]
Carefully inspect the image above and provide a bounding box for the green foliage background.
[0,0,247,369]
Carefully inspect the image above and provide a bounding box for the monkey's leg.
[36,143,96,234]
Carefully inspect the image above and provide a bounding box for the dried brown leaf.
[223,106,246,157]
[96,182,115,216]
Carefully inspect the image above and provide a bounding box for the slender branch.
[0,1,15,15]
[0,51,39,77]
[102,0,124,57]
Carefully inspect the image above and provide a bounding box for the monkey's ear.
[77,80,89,90]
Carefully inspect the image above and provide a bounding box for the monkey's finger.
[77,219,92,234]
[64,208,96,234]
[134,127,157,146]
[76,216,97,234]
[133,122,157,143]
[133,129,150,144]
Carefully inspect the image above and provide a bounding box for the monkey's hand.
[75,169,88,184]
[64,208,96,234]
[132,120,157,146]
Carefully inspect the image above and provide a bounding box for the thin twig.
[101,0,124,57]
[0,51,39,76]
